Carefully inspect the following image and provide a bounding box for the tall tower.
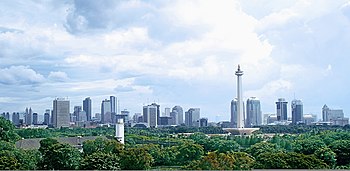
[291,99,303,124]
[276,98,288,121]
[235,65,244,128]
[246,97,262,127]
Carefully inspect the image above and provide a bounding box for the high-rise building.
[32,113,38,125]
[199,118,208,127]
[322,104,349,126]
[83,97,92,121]
[110,96,116,114]
[44,110,50,125]
[164,107,170,116]
[303,114,317,125]
[143,104,159,127]
[25,107,33,126]
[101,99,112,124]
[12,112,20,126]
[53,98,70,128]
[185,108,200,127]
[172,106,183,125]
[170,111,178,125]
[276,98,288,121]
[291,99,303,124]
[5,112,9,120]
[246,97,262,127]
[231,98,238,128]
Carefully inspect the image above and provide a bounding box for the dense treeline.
[3,117,350,169]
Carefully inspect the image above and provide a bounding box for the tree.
[0,117,19,142]
[83,137,123,156]
[174,141,204,165]
[329,140,350,166]
[246,141,283,158]
[0,155,20,170]
[293,138,326,155]
[314,147,336,168]
[120,147,153,170]
[81,152,120,170]
[40,141,81,170]
[254,152,328,169]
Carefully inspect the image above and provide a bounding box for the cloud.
[48,71,69,82]
[114,85,134,93]
[0,66,45,85]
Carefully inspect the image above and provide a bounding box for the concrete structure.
[291,99,303,124]
[110,96,116,114]
[53,98,70,128]
[32,113,38,125]
[115,118,124,144]
[159,116,172,126]
[172,106,183,125]
[246,97,262,127]
[44,112,50,125]
[164,107,170,116]
[266,114,278,124]
[303,114,317,125]
[185,108,200,127]
[322,104,349,126]
[25,107,32,126]
[230,98,238,128]
[276,98,288,121]
[199,118,208,127]
[143,104,158,127]
[101,99,112,124]
[235,65,244,128]
[83,97,92,121]
[12,112,20,126]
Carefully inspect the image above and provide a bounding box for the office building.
[25,107,32,125]
[246,97,262,127]
[185,108,200,127]
[231,98,246,128]
[143,104,158,127]
[322,104,349,126]
[159,116,172,126]
[163,107,170,116]
[116,110,130,124]
[132,113,142,123]
[172,106,183,125]
[12,112,20,126]
[83,97,92,121]
[199,118,208,127]
[101,99,112,124]
[5,112,9,120]
[32,113,38,125]
[267,114,278,124]
[276,98,288,121]
[44,110,50,125]
[110,96,116,114]
[303,114,317,125]
[170,111,178,125]
[53,98,70,128]
[291,99,303,125]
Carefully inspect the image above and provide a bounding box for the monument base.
[223,128,260,135]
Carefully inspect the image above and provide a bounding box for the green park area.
[2,116,350,170]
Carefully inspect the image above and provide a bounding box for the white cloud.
[0,66,45,85]
[48,71,69,82]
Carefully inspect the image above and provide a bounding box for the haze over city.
[1,0,350,121]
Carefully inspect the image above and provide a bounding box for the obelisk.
[235,65,244,128]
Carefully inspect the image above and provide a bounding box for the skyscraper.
[25,108,33,126]
[53,98,70,128]
[12,112,20,126]
[276,98,288,121]
[322,104,349,126]
[172,106,183,125]
[291,99,303,124]
[110,96,116,114]
[44,110,50,125]
[143,104,158,127]
[32,113,38,125]
[231,98,238,128]
[83,97,92,121]
[101,99,112,124]
[185,108,200,127]
[246,97,262,127]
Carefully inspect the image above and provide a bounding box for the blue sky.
[1,0,350,122]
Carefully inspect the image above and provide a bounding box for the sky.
[1,0,350,122]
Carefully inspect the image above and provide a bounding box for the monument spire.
[235,64,244,128]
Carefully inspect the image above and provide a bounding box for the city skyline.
[1,1,350,122]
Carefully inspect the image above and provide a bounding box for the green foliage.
[0,155,20,170]
[184,151,254,170]
[120,147,153,170]
[141,144,178,166]
[174,141,204,165]
[39,140,81,170]
[82,137,123,156]
[293,138,326,155]
[329,140,350,166]
[314,147,337,168]
[81,152,120,170]
[0,117,20,142]
[254,152,328,169]
[246,141,283,158]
